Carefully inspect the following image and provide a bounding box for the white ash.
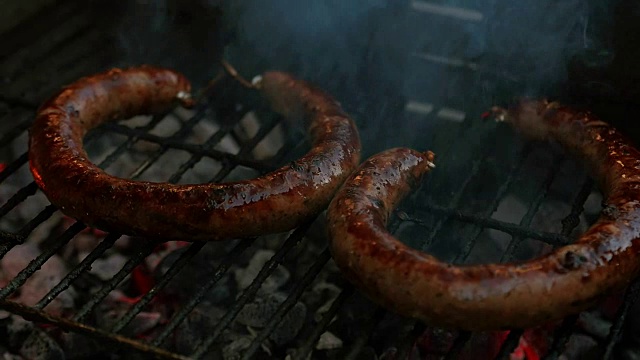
[310,282,342,322]
[235,111,285,160]
[315,331,343,351]
[222,336,253,360]
[99,309,162,338]
[559,334,599,360]
[89,253,128,281]
[236,292,307,346]
[2,352,23,360]
[173,303,225,355]
[1,315,64,360]
[0,244,75,316]
[234,249,290,292]
[577,311,612,340]
[153,243,235,305]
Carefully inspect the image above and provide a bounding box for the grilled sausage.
[29,66,361,241]
[327,100,640,331]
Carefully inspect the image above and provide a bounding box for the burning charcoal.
[173,302,225,355]
[310,282,342,322]
[154,242,234,305]
[577,311,612,340]
[222,336,253,360]
[89,253,128,281]
[0,316,63,360]
[2,352,23,360]
[234,249,290,292]
[559,334,599,360]
[315,331,343,350]
[60,332,108,359]
[100,309,162,338]
[236,292,307,346]
[1,244,75,316]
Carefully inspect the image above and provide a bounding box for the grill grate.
[0,88,637,359]
[1,1,639,359]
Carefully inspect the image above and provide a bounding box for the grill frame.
[1,1,639,359]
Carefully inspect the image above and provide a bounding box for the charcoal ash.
[559,334,600,360]
[154,242,236,305]
[234,249,290,293]
[0,315,63,360]
[222,336,253,360]
[0,244,76,316]
[236,292,307,347]
[172,302,226,356]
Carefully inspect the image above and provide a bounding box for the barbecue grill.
[1,0,639,359]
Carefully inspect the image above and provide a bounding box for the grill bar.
[152,238,254,348]
[500,154,565,263]
[400,207,568,246]
[420,158,483,251]
[451,144,533,263]
[0,182,38,219]
[35,232,120,310]
[110,241,205,333]
[0,299,190,360]
[189,220,315,356]
[0,153,28,185]
[343,308,387,360]
[0,221,85,300]
[103,123,276,173]
[603,279,640,358]
[544,178,595,360]
[293,286,355,360]
[241,249,332,359]
[494,154,568,357]
[73,238,159,322]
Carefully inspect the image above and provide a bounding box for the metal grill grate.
[1,72,639,359]
[1,1,640,359]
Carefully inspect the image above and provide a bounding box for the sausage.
[327,99,640,331]
[29,66,361,241]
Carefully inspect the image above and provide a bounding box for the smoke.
[112,0,614,153]
[222,0,605,153]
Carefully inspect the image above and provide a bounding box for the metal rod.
[544,178,595,360]
[342,308,387,360]
[110,241,206,333]
[220,59,258,89]
[189,221,314,357]
[499,154,565,263]
[241,249,332,359]
[0,221,85,300]
[493,155,565,358]
[496,330,523,360]
[152,238,254,348]
[0,299,191,360]
[293,286,355,360]
[451,144,533,263]
[403,205,569,246]
[419,158,483,252]
[73,238,159,322]
[602,279,640,359]
[0,152,28,185]
[102,123,276,173]
[34,233,120,310]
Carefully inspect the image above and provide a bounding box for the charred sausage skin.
[327,100,640,331]
[29,66,361,241]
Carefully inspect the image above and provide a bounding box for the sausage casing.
[327,100,640,330]
[29,66,361,240]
